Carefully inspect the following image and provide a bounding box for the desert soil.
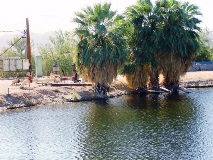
[0,71,212,110]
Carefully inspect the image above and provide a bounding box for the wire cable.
[0,32,26,57]
[0,31,14,32]
[0,30,24,34]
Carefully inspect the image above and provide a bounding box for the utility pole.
[26,18,32,83]
[26,18,32,74]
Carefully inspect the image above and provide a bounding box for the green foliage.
[71,92,81,100]
[7,36,27,58]
[124,0,202,88]
[74,3,128,85]
[195,28,213,61]
[39,30,77,76]
[0,35,35,78]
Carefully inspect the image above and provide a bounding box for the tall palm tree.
[154,0,201,89]
[124,0,155,88]
[125,0,201,91]
[74,3,128,88]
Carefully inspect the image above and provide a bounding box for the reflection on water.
[0,88,213,159]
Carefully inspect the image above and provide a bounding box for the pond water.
[0,88,213,159]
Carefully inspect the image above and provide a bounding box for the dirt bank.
[179,71,213,88]
[0,71,212,111]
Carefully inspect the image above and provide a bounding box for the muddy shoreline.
[0,71,213,111]
[180,80,213,88]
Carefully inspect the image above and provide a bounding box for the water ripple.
[0,89,213,159]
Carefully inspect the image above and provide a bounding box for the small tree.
[0,35,34,78]
[195,28,213,61]
[39,30,76,76]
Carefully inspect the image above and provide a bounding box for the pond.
[0,88,213,159]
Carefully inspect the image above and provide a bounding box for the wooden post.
[26,18,32,74]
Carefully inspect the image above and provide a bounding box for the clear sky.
[0,0,212,34]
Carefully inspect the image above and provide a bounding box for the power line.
[0,30,24,33]
[0,31,26,57]
[0,31,14,32]
[0,22,25,35]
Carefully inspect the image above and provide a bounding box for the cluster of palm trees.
[74,0,201,90]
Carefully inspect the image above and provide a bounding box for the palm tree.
[154,0,201,89]
[125,0,161,89]
[74,3,128,89]
[125,0,201,91]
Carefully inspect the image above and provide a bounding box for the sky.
[0,0,212,35]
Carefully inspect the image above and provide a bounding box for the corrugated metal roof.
[194,62,213,65]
